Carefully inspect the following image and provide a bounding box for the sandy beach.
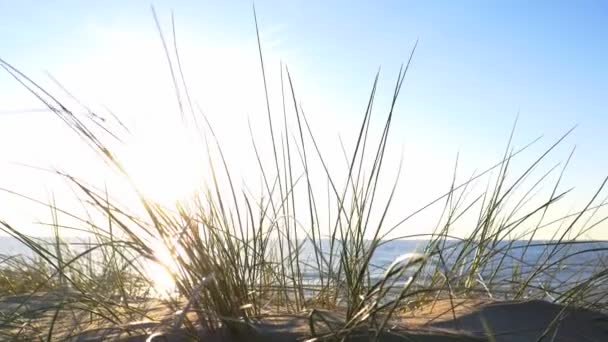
[3,294,606,341]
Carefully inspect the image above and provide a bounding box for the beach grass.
[1,12,608,341]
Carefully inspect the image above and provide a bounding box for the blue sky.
[0,1,607,238]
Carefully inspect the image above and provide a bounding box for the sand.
[402,298,608,341]
[1,295,607,341]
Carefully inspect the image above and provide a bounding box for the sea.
[298,239,608,297]
[2,236,607,300]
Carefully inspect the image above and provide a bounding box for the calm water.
[2,236,607,297]
[297,239,608,297]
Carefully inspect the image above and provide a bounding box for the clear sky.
[0,1,607,239]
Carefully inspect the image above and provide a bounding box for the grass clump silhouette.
[1,10,607,342]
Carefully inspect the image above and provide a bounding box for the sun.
[121,120,203,206]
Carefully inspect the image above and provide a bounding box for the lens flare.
[144,238,179,298]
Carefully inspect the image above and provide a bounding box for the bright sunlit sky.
[0,1,607,239]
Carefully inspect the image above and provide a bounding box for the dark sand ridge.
[426,300,608,341]
[4,295,605,342]
[82,300,608,341]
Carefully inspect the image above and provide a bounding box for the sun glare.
[145,260,177,298]
[120,124,201,297]
[144,238,180,298]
